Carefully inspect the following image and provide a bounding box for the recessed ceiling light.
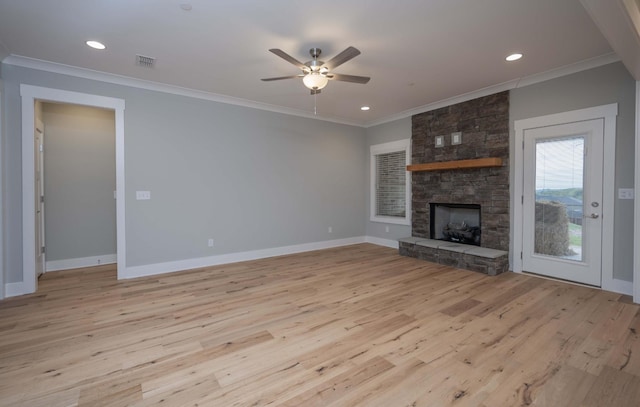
[360,106,370,111]
[86,40,106,50]
[506,53,523,62]
[180,3,192,11]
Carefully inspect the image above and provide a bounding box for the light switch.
[136,190,151,200]
[435,135,444,148]
[451,132,462,145]
[618,188,634,200]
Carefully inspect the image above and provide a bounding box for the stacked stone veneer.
[400,91,510,274]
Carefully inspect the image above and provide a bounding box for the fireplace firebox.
[430,203,481,246]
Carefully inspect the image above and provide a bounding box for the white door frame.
[21,85,126,294]
[35,118,45,278]
[634,81,640,303]
[0,83,4,300]
[513,104,617,290]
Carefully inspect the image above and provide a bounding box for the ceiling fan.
[261,46,370,95]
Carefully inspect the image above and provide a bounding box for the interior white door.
[522,119,604,286]
[35,119,45,277]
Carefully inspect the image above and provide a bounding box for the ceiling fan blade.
[324,46,361,70]
[261,75,302,81]
[269,49,306,70]
[327,73,370,84]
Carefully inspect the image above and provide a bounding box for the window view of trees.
[535,137,584,260]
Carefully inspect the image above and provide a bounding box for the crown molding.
[0,39,9,62]
[2,55,363,127]
[3,52,620,129]
[364,52,620,127]
[581,0,640,80]
[515,52,620,87]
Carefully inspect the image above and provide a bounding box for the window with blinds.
[375,151,406,217]
[370,139,411,225]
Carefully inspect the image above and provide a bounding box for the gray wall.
[1,63,366,283]
[42,103,116,262]
[510,61,636,281]
[365,117,412,241]
[1,59,634,286]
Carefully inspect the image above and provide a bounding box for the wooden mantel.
[406,157,503,172]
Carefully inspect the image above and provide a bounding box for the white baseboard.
[5,282,27,298]
[46,254,117,272]
[6,238,398,295]
[365,236,399,249]
[604,278,634,296]
[123,237,368,279]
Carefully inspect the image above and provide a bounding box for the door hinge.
[40,195,44,203]
[521,195,524,204]
[520,251,523,259]
[522,140,525,149]
[39,144,43,152]
[41,246,45,254]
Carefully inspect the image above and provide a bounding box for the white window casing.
[370,139,411,225]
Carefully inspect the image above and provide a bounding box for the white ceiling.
[0,0,629,126]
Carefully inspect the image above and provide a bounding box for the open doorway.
[21,85,125,294]
[37,101,117,274]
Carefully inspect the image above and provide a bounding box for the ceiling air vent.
[136,54,156,68]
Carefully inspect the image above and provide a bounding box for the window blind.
[375,150,406,217]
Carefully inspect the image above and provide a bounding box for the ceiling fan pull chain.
[314,93,317,115]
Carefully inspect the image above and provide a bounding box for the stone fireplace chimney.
[411,91,510,252]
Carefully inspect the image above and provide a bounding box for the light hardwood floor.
[1,243,639,406]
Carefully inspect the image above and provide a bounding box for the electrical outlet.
[207,238,214,247]
[328,226,333,233]
[385,226,390,233]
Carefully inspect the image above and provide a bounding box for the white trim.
[523,272,632,296]
[513,104,617,290]
[581,0,640,80]
[5,282,26,298]
[610,278,634,296]
[365,53,620,127]
[2,53,619,130]
[20,85,125,294]
[634,81,640,303]
[516,53,622,88]
[123,237,367,280]
[0,82,3,300]
[4,55,361,127]
[5,237,395,294]
[365,236,399,249]
[370,139,411,226]
[46,254,117,272]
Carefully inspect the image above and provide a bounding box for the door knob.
[589,213,599,219]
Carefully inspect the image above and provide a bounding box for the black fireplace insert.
[429,203,481,246]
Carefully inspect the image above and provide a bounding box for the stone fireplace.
[399,91,510,275]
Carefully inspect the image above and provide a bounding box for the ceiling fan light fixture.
[263,46,369,94]
[303,73,329,90]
